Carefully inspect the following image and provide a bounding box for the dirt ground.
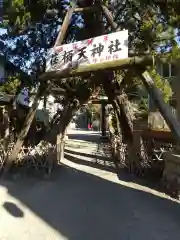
[0,130,180,240]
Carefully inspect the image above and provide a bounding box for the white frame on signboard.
[46,30,128,73]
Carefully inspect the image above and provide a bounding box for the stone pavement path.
[0,130,180,240]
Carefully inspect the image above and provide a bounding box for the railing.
[0,141,56,175]
[107,123,176,176]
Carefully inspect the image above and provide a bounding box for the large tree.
[2,0,82,72]
[2,0,180,73]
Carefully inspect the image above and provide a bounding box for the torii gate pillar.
[101,101,108,137]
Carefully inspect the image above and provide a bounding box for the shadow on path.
[64,149,166,194]
[3,201,24,218]
[1,130,180,239]
[1,165,180,240]
[65,149,112,162]
[67,132,101,143]
[64,153,116,173]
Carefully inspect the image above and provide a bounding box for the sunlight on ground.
[0,185,68,240]
[0,130,180,240]
[61,157,180,204]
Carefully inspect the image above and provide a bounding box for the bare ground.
[0,130,180,240]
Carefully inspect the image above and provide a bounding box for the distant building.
[155,58,178,106]
[37,94,63,119]
[0,57,58,126]
[156,59,177,80]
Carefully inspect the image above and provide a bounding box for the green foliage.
[1,0,180,105]
[3,0,180,70]
[108,0,180,55]
[149,69,172,103]
[4,0,64,34]
[139,98,148,111]
[0,77,20,94]
[1,0,68,75]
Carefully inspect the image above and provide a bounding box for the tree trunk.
[49,102,79,162]
[103,78,143,173]
[116,94,134,142]
[110,100,123,168]
[114,108,121,136]
[43,95,47,110]
[56,120,71,163]
[103,80,133,143]
[3,108,10,151]
[115,94,135,172]
[2,83,46,176]
[111,100,122,137]
[56,132,65,164]
[42,85,94,162]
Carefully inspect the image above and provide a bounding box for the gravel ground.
[0,130,180,240]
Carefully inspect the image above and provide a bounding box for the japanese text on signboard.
[46,30,128,72]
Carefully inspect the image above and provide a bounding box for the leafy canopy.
[1,0,179,101]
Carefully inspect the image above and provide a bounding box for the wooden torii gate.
[88,97,108,136]
[3,0,180,176]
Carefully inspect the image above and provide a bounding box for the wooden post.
[101,101,107,137]
[74,6,99,13]
[55,105,74,162]
[54,0,77,47]
[171,77,180,123]
[43,95,47,110]
[56,130,66,163]
[100,5,118,31]
[112,101,121,137]
[2,83,46,176]
[138,70,180,142]
[53,0,79,161]
[3,106,10,151]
